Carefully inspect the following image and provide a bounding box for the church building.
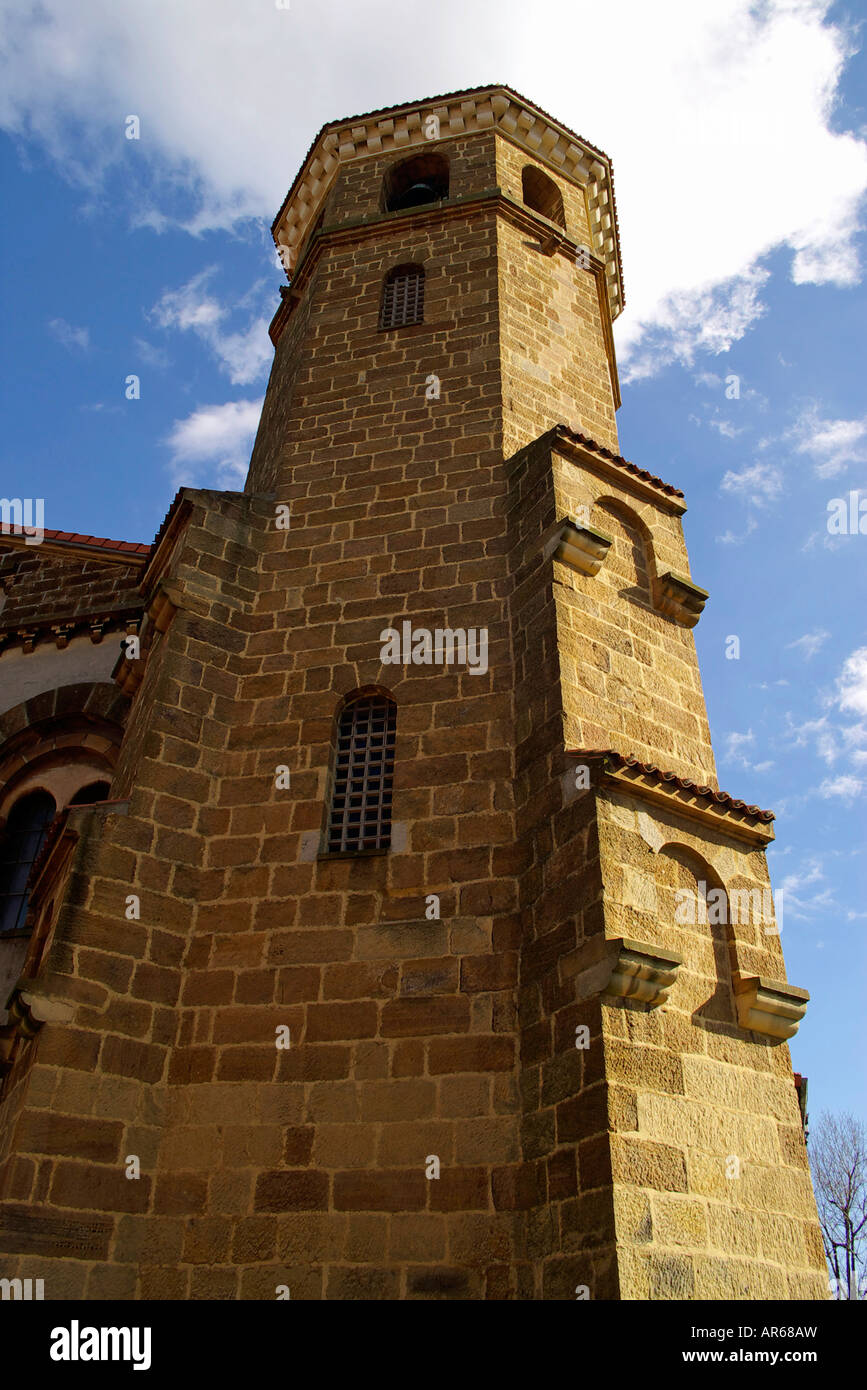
[0,86,827,1300]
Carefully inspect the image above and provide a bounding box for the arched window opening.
[522,165,566,230]
[327,695,397,853]
[380,264,425,330]
[69,781,112,806]
[0,791,57,936]
[383,154,449,213]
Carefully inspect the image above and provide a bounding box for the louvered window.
[327,696,396,853]
[380,265,425,330]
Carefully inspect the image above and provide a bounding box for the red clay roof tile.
[571,748,775,822]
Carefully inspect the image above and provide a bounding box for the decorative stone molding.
[272,85,623,320]
[733,973,810,1040]
[654,571,708,627]
[0,610,141,659]
[551,518,613,577]
[562,934,683,1008]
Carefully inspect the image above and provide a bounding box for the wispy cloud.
[150,269,271,386]
[791,407,867,478]
[720,460,784,506]
[786,630,830,660]
[48,317,90,352]
[133,336,170,370]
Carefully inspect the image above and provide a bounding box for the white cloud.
[776,856,836,919]
[716,516,759,545]
[783,648,867,770]
[837,647,867,718]
[723,729,775,775]
[786,630,830,659]
[133,337,170,369]
[784,712,838,764]
[620,269,769,383]
[164,399,263,487]
[818,773,864,800]
[1,0,864,377]
[724,730,755,764]
[150,269,271,385]
[48,317,90,351]
[720,460,784,505]
[791,407,867,477]
[708,418,744,440]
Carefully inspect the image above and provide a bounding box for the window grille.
[380,265,425,329]
[327,696,396,853]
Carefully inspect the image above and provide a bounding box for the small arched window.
[522,166,566,230]
[69,781,112,806]
[383,153,449,213]
[380,264,425,330]
[327,695,397,853]
[0,790,57,935]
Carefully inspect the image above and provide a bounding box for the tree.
[809,1110,867,1299]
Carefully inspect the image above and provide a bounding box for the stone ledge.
[733,973,810,1040]
[654,570,709,627]
[562,934,683,1007]
[549,518,614,577]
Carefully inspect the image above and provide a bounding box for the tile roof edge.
[551,426,685,499]
[1,529,150,557]
[569,748,775,822]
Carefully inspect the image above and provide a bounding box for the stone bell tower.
[0,86,826,1300]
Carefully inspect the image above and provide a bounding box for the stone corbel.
[551,518,614,577]
[654,571,708,627]
[733,973,809,1040]
[0,987,74,1066]
[52,623,73,649]
[148,584,179,634]
[562,934,683,1008]
[18,628,37,654]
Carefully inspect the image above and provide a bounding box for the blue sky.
[1,0,865,1123]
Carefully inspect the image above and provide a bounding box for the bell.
[394,180,439,210]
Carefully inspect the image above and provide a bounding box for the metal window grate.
[380,265,425,330]
[327,696,397,853]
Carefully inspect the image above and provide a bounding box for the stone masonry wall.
[551,446,717,781]
[595,792,827,1299]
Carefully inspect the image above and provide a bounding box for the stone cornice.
[0,609,141,657]
[272,85,623,321]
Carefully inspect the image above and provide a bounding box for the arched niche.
[658,842,737,1027]
[593,495,655,605]
[522,165,566,229]
[382,153,449,213]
